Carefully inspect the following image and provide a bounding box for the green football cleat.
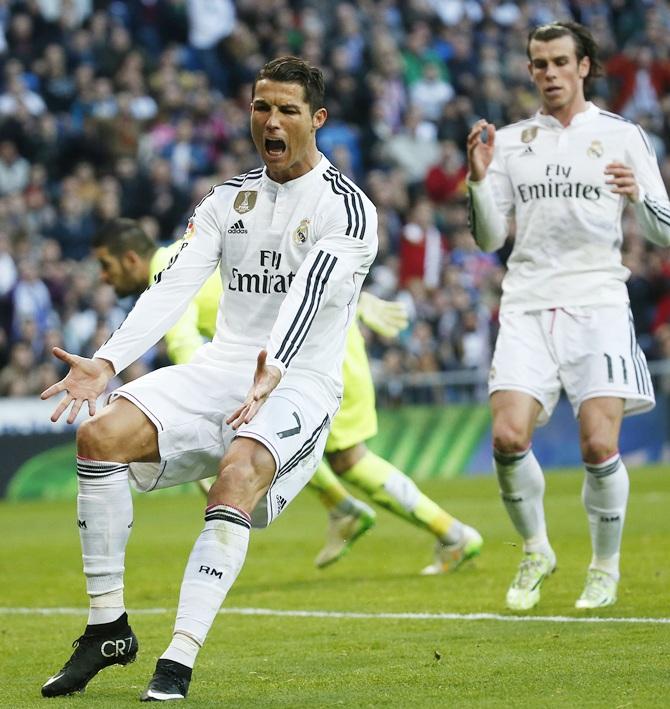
[575,569,618,609]
[505,551,556,611]
[315,503,376,568]
[420,525,483,575]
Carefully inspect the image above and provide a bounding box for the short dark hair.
[527,21,603,89]
[92,218,156,258]
[252,56,325,114]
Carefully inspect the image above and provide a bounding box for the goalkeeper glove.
[357,292,409,338]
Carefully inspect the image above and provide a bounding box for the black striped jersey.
[468,102,670,311]
[95,155,378,401]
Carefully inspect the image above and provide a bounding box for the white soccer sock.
[582,454,629,580]
[494,448,552,557]
[76,457,132,624]
[163,504,251,668]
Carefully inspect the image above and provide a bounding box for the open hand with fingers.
[226,349,281,430]
[605,162,639,202]
[41,347,116,424]
[357,292,408,338]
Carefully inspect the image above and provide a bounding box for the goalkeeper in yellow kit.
[93,218,482,574]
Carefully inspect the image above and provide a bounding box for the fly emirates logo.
[517,163,602,203]
[228,249,296,294]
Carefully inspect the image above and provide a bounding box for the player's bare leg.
[329,443,483,575]
[575,397,626,609]
[42,398,159,697]
[142,437,275,701]
[205,453,378,570]
[491,390,556,610]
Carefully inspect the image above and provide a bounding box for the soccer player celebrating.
[466,21,670,611]
[92,219,482,573]
[40,57,378,701]
[92,217,378,561]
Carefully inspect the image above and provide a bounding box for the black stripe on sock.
[205,505,251,530]
[76,460,129,478]
[585,456,621,478]
[493,449,530,465]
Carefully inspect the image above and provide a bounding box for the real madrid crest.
[292,218,310,245]
[586,140,604,158]
[234,190,257,214]
[521,127,538,144]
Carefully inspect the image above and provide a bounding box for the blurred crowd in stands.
[0,0,669,402]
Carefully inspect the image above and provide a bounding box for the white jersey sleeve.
[466,152,514,252]
[94,193,222,373]
[626,125,670,247]
[265,183,378,376]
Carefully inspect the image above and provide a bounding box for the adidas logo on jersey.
[227,219,247,234]
[276,495,287,514]
[520,145,534,157]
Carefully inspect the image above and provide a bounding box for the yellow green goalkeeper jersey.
[325,319,377,452]
[149,243,222,365]
[152,241,377,447]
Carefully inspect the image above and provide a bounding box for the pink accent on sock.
[586,451,620,467]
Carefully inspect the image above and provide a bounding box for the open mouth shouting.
[265,138,287,158]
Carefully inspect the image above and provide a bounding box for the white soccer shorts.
[110,358,334,528]
[489,304,655,425]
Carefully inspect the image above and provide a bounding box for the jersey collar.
[262,153,331,191]
[534,101,598,129]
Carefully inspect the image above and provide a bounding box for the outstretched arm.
[41,347,115,424]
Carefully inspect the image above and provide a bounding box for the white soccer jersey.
[95,155,378,403]
[468,102,670,312]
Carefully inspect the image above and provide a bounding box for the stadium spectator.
[606,43,670,119]
[425,139,467,204]
[409,61,455,122]
[382,105,440,187]
[186,0,236,92]
[11,256,53,343]
[0,139,29,196]
[398,197,446,289]
[0,339,39,395]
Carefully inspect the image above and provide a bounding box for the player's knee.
[492,421,530,455]
[210,459,269,509]
[327,443,366,475]
[77,417,117,460]
[581,433,617,465]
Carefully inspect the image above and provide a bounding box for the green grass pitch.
[1,466,668,708]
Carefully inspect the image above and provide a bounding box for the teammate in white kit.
[466,22,670,611]
[40,57,378,701]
